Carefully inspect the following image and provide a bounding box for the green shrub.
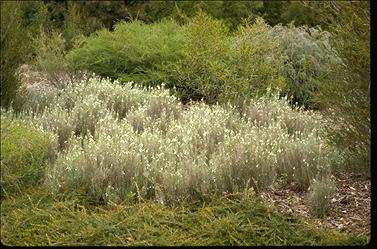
[66,19,184,87]
[171,13,285,104]
[308,177,336,218]
[0,115,57,197]
[170,11,231,103]
[226,18,285,104]
[20,1,52,39]
[67,13,286,105]
[268,23,343,108]
[16,77,335,204]
[0,1,27,108]
[31,30,71,89]
[312,1,370,176]
[62,2,103,51]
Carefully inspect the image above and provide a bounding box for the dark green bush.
[62,2,103,51]
[0,116,57,197]
[312,1,370,176]
[67,19,185,87]
[0,1,27,108]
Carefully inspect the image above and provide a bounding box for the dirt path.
[260,174,371,238]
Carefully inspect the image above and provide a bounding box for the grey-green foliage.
[15,77,335,205]
[268,23,343,108]
[67,19,185,87]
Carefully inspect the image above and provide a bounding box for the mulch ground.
[260,174,371,238]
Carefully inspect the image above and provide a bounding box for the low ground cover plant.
[308,177,336,218]
[12,77,338,206]
[0,186,367,246]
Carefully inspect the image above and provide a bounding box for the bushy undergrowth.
[314,2,370,176]
[31,30,70,89]
[13,77,337,205]
[1,1,27,107]
[0,115,57,197]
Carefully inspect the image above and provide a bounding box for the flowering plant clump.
[14,77,336,205]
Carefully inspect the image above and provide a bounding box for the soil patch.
[260,174,371,238]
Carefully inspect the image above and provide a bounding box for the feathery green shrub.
[31,30,71,88]
[0,115,57,197]
[171,13,285,104]
[312,1,370,176]
[170,11,231,103]
[67,19,184,87]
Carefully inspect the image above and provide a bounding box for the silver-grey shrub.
[268,23,343,108]
[18,77,336,204]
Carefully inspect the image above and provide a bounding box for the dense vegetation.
[0,0,370,246]
[6,77,336,204]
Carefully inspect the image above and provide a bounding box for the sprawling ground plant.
[14,77,337,205]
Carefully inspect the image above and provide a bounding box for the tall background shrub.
[1,1,26,108]
[268,23,343,109]
[170,11,231,103]
[67,19,185,87]
[171,12,285,105]
[309,1,370,175]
